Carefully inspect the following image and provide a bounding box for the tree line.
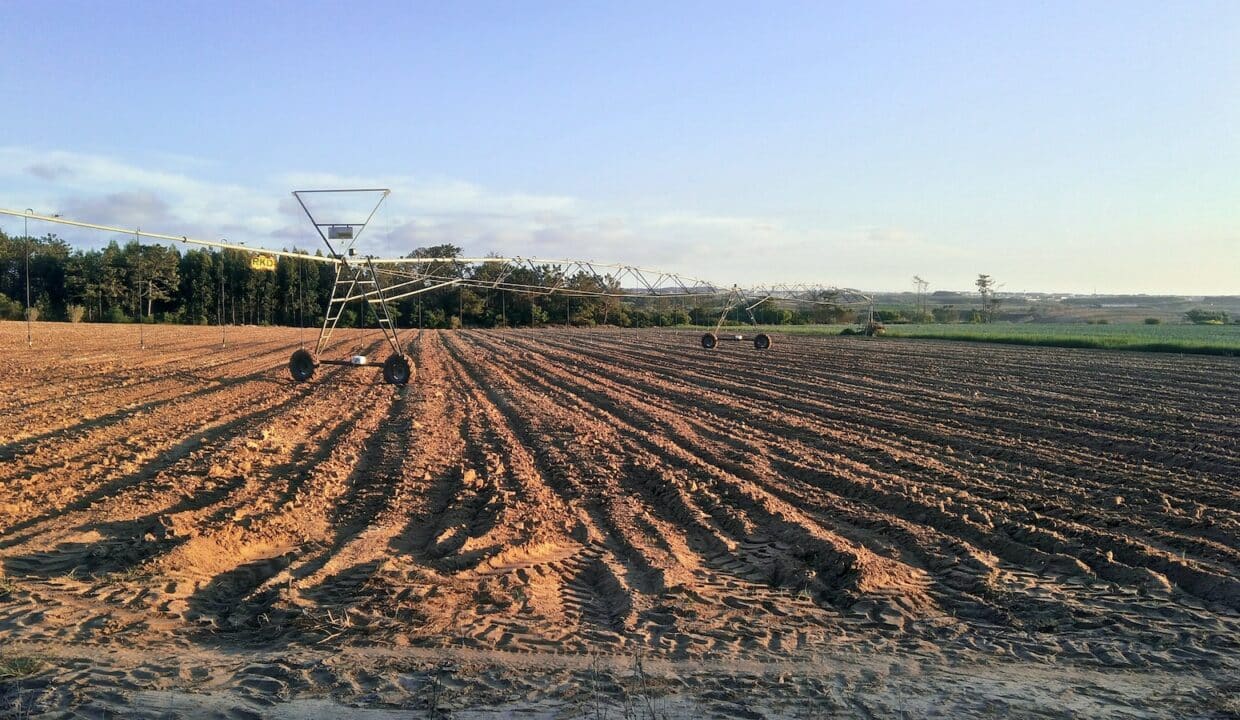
[0,232,857,329]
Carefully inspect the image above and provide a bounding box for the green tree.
[975,274,996,322]
[130,242,181,320]
[179,249,216,324]
[99,241,130,321]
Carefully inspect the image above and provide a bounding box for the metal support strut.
[285,189,414,385]
[289,258,415,385]
[700,287,773,351]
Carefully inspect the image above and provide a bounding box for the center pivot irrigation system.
[3,189,873,385]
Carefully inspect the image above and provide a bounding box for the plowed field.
[1,322,1237,718]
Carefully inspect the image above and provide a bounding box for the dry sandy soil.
[0,321,1237,718]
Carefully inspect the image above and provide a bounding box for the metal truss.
[2,194,876,384]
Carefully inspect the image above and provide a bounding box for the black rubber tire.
[288,349,316,382]
[701,332,718,349]
[383,354,414,385]
[753,333,772,350]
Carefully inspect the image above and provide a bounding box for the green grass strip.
[681,323,1240,357]
[890,332,1240,356]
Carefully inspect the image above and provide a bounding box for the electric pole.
[24,209,32,346]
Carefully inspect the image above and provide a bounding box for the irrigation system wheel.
[753,333,772,350]
[383,354,413,385]
[701,332,718,349]
[288,349,317,382]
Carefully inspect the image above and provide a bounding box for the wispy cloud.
[26,162,74,181]
[59,191,175,230]
[0,146,888,287]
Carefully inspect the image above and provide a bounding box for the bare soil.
[1,321,1237,718]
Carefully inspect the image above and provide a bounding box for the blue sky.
[1,1,1236,293]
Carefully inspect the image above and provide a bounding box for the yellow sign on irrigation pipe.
[250,254,277,272]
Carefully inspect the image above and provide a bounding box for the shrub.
[1185,308,1229,325]
[67,304,86,323]
[25,307,39,322]
[1144,317,1161,325]
[0,293,22,320]
[664,308,692,326]
[873,310,909,324]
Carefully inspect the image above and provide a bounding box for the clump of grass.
[0,655,44,680]
[102,566,152,583]
[0,577,18,599]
